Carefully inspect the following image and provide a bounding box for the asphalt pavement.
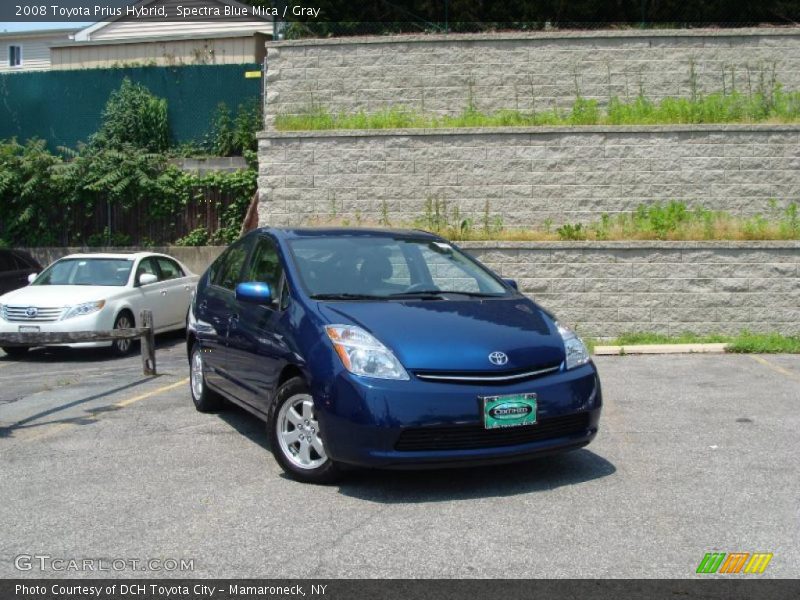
[0,340,797,578]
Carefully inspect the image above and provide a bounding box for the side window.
[245,237,283,290]
[215,240,250,291]
[156,258,184,281]
[136,258,159,285]
[207,252,226,285]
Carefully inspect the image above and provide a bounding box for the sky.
[1,0,131,32]
[1,22,93,33]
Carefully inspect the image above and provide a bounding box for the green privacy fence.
[0,64,262,149]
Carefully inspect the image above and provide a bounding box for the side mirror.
[236,281,272,305]
[503,278,519,291]
[139,273,158,286]
[27,273,38,284]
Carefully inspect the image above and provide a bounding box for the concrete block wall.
[264,29,800,121]
[461,241,800,338]
[257,125,800,227]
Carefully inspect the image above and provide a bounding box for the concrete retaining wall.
[23,242,800,338]
[257,125,800,227]
[265,29,800,121]
[462,241,800,337]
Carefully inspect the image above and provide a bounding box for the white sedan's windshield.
[33,258,133,287]
[289,237,508,298]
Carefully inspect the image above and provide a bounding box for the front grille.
[2,305,64,323]
[413,363,562,385]
[395,412,591,452]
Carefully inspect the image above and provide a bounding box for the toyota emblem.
[25,306,38,318]
[488,351,508,366]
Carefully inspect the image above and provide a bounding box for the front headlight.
[62,300,106,320]
[557,322,590,370]
[325,324,409,380]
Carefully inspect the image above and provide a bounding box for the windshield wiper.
[387,290,445,299]
[388,290,502,299]
[310,293,385,301]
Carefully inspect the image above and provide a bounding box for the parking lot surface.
[1,339,798,578]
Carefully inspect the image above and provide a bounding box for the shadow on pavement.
[337,449,616,503]
[214,402,615,499]
[0,377,153,438]
[217,402,271,452]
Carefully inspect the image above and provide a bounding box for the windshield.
[288,237,509,299]
[33,258,134,287]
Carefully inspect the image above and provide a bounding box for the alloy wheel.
[276,394,328,470]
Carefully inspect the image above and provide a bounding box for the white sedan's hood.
[0,285,116,307]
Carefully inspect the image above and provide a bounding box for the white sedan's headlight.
[62,300,106,320]
[557,322,590,370]
[325,324,409,380]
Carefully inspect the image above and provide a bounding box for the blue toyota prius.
[187,228,601,483]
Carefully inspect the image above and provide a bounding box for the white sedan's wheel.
[111,313,133,356]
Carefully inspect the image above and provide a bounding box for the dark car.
[187,228,602,483]
[0,249,41,296]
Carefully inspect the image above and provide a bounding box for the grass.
[587,332,800,354]
[276,87,800,131]
[382,198,800,242]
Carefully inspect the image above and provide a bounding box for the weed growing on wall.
[307,199,800,242]
[276,75,800,131]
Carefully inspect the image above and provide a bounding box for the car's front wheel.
[269,377,341,484]
[189,342,224,412]
[2,346,29,359]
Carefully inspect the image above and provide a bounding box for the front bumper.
[0,310,114,348]
[313,362,602,468]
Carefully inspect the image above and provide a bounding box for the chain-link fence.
[0,64,262,150]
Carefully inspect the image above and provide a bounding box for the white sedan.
[0,252,198,358]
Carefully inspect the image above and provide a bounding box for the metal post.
[140,309,156,376]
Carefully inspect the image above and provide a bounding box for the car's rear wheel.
[269,377,341,484]
[2,346,29,359]
[110,311,134,357]
[189,342,224,412]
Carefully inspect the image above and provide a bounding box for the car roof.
[257,227,444,241]
[56,252,176,261]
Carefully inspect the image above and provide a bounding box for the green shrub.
[0,138,68,246]
[208,100,262,156]
[93,78,169,152]
[0,139,256,247]
[176,227,210,247]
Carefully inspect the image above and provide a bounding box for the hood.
[318,297,565,372]
[0,285,114,307]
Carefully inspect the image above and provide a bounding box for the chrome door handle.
[160,290,167,296]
